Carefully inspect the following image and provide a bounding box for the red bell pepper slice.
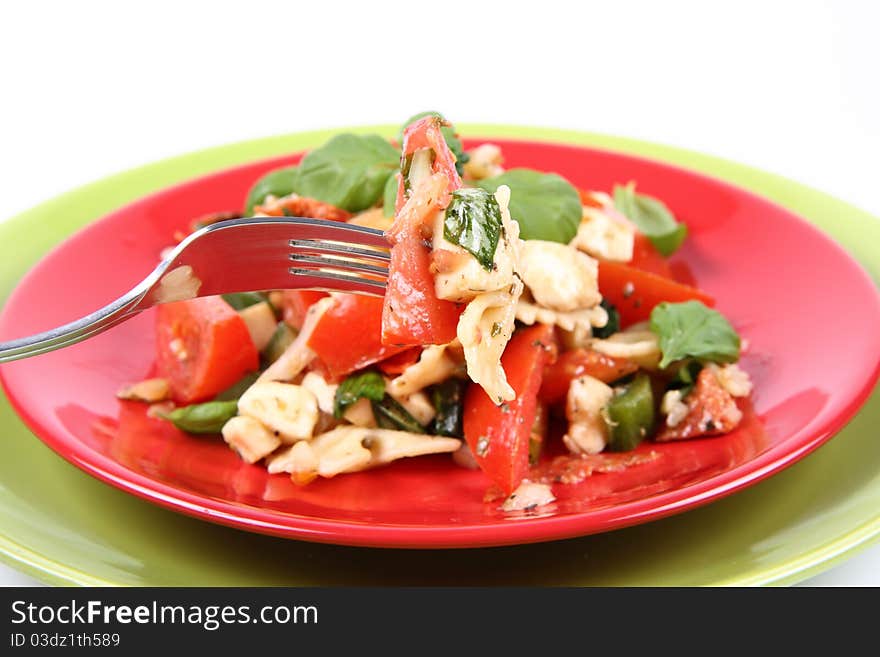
[463,324,558,495]
[156,296,259,403]
[539,348,639,404]
[628,232,675,279]
[381,116,463,347]
[598,260,715,327]
[307,293,409,380]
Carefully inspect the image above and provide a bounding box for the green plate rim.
[0,123,878,586]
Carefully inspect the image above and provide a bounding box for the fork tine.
[289,239,390,265]
[290,268,387,297]
[287,220,390,249]
[289,253,389,278]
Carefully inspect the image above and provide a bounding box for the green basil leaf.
[650,301,741,369]
[613,182,688,256]
[476,168,581,243]
[443,188,503,271]
[382,171,398,218]
[295,134,399,213]
[430,379,466,438]
[244,166,299,214]
[163,400,239,434]
[221,292,267,311]
[371,396,426,434]
[334,370,386,419]
[398,111,469,176]
[593,299,621,339]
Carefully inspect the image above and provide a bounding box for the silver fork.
[0,217,390,363]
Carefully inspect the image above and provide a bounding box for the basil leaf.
[244,166,299,214]
[398,111,469,176]
[163,400,239,434]
[296,134,399,212]
[430,379,466,438]
[444,188,502,271]
[613,182,688,256]
[650,301,741,369]
[593,299,620,339]
[222,292,267,311]
[371,396,426,434]
[476,169,581,243]
[382,172,398,218]
[334,370,386,419]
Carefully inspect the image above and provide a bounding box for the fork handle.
[0,291,146,364]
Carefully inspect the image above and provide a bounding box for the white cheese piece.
[571,206,635,262]
[222,416,282,464]
[518,240,601,312]
[462,144,504,180]
[563,375,614,455]
[238,382,319,444]
[711,363,753,397]
[501,480,556,512]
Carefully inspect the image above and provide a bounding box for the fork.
[0,217,390,363]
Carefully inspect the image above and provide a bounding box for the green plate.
[1,125,878,586]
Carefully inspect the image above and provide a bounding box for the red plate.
[1,139,879,548]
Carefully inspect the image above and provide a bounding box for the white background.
[0,0,878,585]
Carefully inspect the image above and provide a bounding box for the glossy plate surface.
[0,126,879,583]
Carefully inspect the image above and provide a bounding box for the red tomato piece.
[308,293,410,380]
[156,297,259,403]
[382,115,464,347]
[463,324,558,495]
[598,260,715,327]
[628,232,675,279]
[539,349,639,404]
[382,229,462,346]
[278,290,327,330]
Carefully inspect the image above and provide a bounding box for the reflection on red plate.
[1,139,879,548]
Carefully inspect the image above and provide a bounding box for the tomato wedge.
[539,349,639,404]
[156,297,259,403]
[463,324,558,495]
[278,290,327,330]
[381,116,463,347]
[598,261,715,327]
[382,229,462,346]
[308,293,410,380]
